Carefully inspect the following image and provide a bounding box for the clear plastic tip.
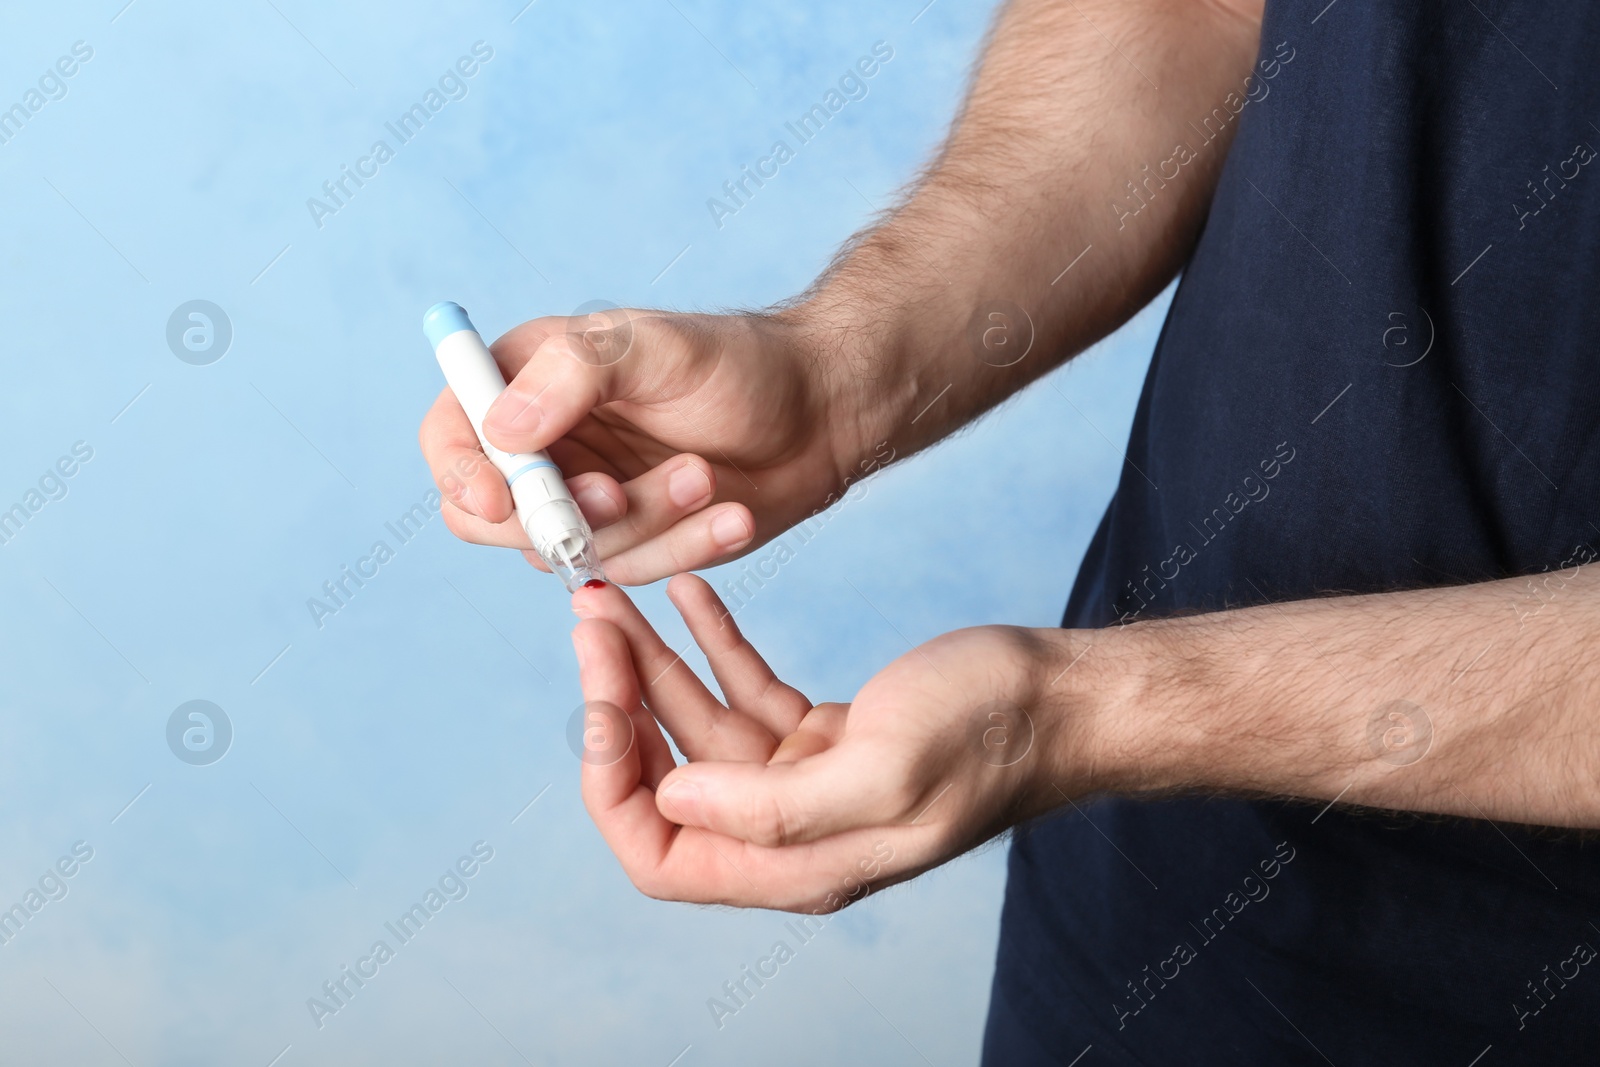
[539,531,605,592]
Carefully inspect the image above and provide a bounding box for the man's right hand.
[418,307,858,585]
[420,0,1267,586]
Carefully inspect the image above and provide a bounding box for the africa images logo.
[166,700,232,766]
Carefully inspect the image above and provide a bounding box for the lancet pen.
[423,301,604,591]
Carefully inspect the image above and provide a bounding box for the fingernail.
[659,780,704,824]
[459,485,482,517]
[571,632,588,668]
[711,510,752,550]
[574,484,619,524]
[489,390,542,434]
[668,463,712,508]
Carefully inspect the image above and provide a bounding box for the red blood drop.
[583,579,606,589]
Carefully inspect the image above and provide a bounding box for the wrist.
[774,288,914,482]
[777,229,992,474]
[1031,619,1203,801]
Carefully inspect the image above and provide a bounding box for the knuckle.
[662,530,695,575]
[747,793,795,849]
[883,767,924,824]
[534,330,589,372]
[606,505,648,544]
[452,448,489,480]
[675,452,713,482]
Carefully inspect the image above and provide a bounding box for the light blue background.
[0,1,1165,1063]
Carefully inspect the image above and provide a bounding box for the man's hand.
[568,578,1102,912]
[571,557,1600,912]
[420,0,1268,586]
[419,311,863,585]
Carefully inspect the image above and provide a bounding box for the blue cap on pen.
[422,301,477,349]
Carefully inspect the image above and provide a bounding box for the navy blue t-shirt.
[985,1,1600,1062]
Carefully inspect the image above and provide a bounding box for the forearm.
[786,0,1266,467]
[1055,566,1600,828]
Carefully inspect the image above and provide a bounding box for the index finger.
[419,388,514,524]
[573,619,677,851]
[574,616,882,910]
[573,581,776,762]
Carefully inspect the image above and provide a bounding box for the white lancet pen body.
[423,301,603,591]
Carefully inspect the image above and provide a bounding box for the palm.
[571,577,1044,911]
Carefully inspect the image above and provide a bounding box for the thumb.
[654,746,910,848]
[482,310,680,455]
